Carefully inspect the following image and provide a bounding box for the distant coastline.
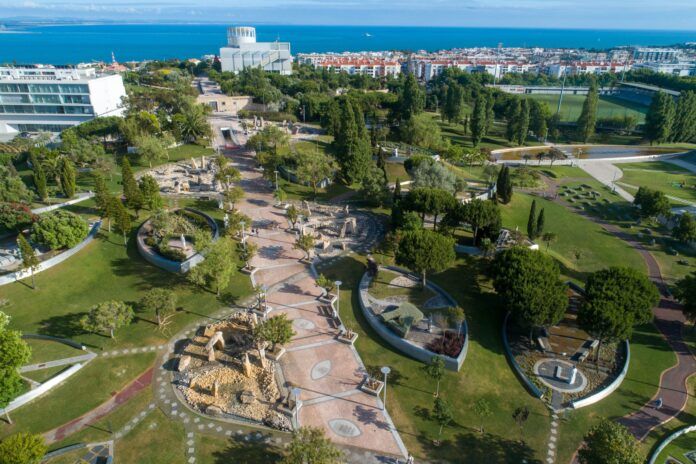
[0,23,694,64]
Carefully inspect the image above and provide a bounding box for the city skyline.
[1,0,696,30]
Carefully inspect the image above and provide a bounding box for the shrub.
[426,332,465,357]
[158,244,188,262]
[238,110,298,123]
[0,202,37,231]
[30,210,88,250]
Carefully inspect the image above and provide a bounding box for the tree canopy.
[396,228,455,286]
[30,210,89,250]
[578,419,641,464]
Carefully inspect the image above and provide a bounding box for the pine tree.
[516,99,531,146]
[398,73,425,121]
[645,91,676,145]
[111,197,132,245]
[93,172,109,214]
[536,208,545,237]
[506,99,521,143]
[577,82,599,143]
[33,162,48,201]
[121,157,143,212]
[139,175,163,211]
[527,199,537,239]
[60,158,76,199]
[471,94,488,147]
[17,234,40,289]
[671,91,696,143]
[485,94,496,136]
[443,83,464,123]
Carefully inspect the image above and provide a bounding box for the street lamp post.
[380,366,391,411]
[334,280,342,318]
[274,170,279,191]
[240,220,246,250]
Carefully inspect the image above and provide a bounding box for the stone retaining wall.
[358,266,467,371]
[648,424,696,464]
[502,312,545,399]
[136,208,220,274]
[0,221,101,287]
[570,340,630,409]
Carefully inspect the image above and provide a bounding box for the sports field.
[524,94,648,122]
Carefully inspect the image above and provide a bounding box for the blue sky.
[0,0,695,29]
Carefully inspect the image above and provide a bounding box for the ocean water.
[0,24,695,64]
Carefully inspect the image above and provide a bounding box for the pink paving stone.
[281,342,365,401]
[298,394,402,456]
[272,304,339,349]
[253,264,306,287]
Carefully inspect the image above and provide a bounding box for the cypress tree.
[471,94,487,147]
[60,158,76,199]
[577,82,599,143]
[17,234,40,289]
[536,208,545,237]
[527,199,537,239]
[393,177,402,202]
[93,172,109,214]
[645,91,676,145]
[496,165,513,204]
[33,162,48,201]
[671,91,696,143]
[485,94,495,136]
[121,157,143,212]
[517,99,531,146]
[506,99,521,143]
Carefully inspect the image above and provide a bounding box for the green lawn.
[25,338,85,364]
[431,112,540,151]
[1,353,155,438]
[555,323,677,463]
[499,192,645,281]
[114,408,187,464]
[321,255,550,463]
[196,433,284,464]
[385,162,411,183]
[523,94,647,123]
[368,269,436,308]
[618,161,696,204]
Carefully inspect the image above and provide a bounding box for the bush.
[158,244,188,262]
[176,209,210,230]
[426,332,465,357]
[30,210,88,250]
[0,202,37,231]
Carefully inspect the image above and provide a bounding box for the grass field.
[114,408,187,464]
[385,162,411,183]
[196,434,284,464]
[524,94,648,123]
[618,161,696,205]
[320,255,550,463]
[499,192,646,281]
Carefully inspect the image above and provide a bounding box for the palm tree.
[174,104,212,143]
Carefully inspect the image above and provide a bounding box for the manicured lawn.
[0,353,155,438]
[554,323,677,463]
[196,433,284,464]
[523,94,647,123]
[2,225,251,352]
[22,365,72,384]
[385,162,410,183]
[277,176,356,203]
[114,408,187,464]
[368,269,435,308]
[499,192,646,281]
[321,255,550,463]
[25,338,84,364]
[432,112,536,150]
[618,161,696,204]
[531,165,591,180]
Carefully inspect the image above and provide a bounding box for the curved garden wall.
[502,312,545,399]
[648,424,696,464]
[358,266,468,371]
[0,220,101,287]
[570,340,630,409]
[136,208,220,274]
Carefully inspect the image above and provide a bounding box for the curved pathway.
[539,174,696,442]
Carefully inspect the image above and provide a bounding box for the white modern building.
[0,65,126,138]
[220,27,292,75]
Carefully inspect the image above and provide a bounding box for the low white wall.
[648,424,696,464]
[31,192,94,215]
[0,221,101,287]
[570,340,630,409]
[0,363,85,415]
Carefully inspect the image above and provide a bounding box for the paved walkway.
[577,161,634,202]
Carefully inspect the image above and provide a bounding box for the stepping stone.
[198,424,205,430]
[194,418,200,423]
[183,418,190,424]
[225,430,232,436]
[207,423,215,428]
[188,448,194,454]
[216,426,222,432]
[187,432,194,438]
[188,458,195,464]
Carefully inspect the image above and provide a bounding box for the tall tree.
[0,312,32,424]
[422,356,445,398]
[576,82,599,142]
[32,163,48,202]
[433,397,454,443]
[645,91,676,145]
[578,267,659,361]
[485,93,496,136]
[470,93,488,147]
[527,199,538,240]
[442,82,464,123]
[295,148,335,198]
[397,73,425,121]
[673,212,696,244]
[536,208,545,238]
[675,272,696,327]
[516,99,531,146]
[0,432,47,464]
[633,186,670,221]
[332,99,372,183]
[506,99,522,143]
[578,420,641,464]
[16,235,39,289]
[139,288,177,326]
[139,175,163,211]
[282,427,343,464]
[671,90,696,143]
[491,247,568,342]
[80,300,134,339]
[59,158,76,199]
[396,229,455,286]
[187,236,238,296]
[496,165,513,204]
[93,172,109,213]
[111,197,132,245]
[121,157,143,213]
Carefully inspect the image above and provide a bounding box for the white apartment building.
[312,59,401,78]
[0,65,126,138]
[633,47,681,62]
[632,62,695,77]
[220,27,292,75]
[545,62,631,78]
